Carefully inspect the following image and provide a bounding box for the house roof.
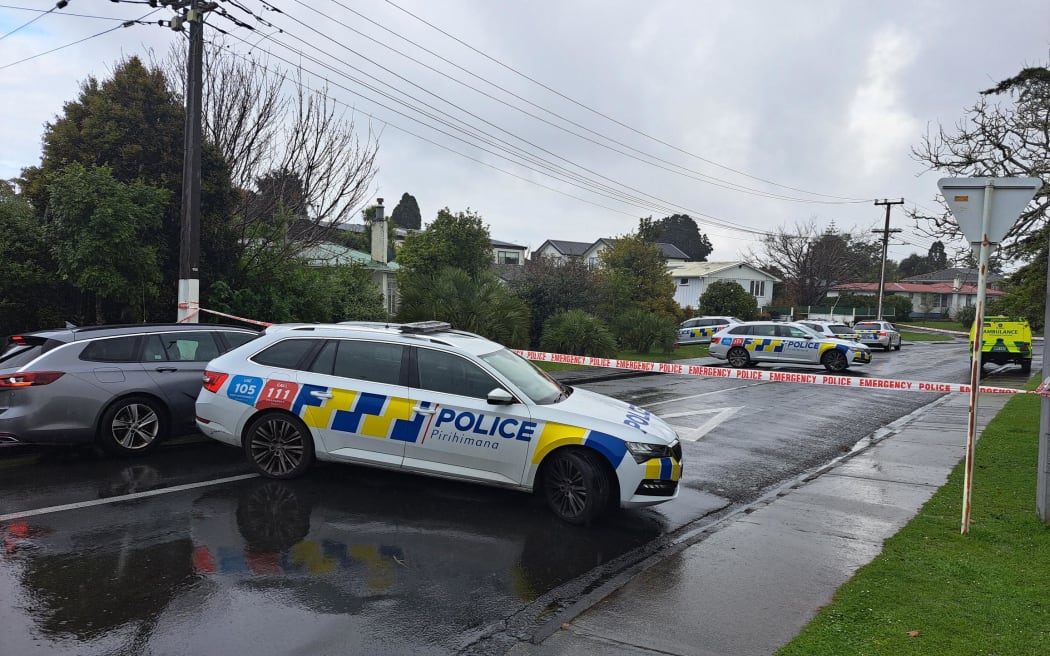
[491,238,527,250]
[492,263,528,284]
[902,267,1004,284]
[655,242,689,260]
[666,261,781,282]
[336,222,412,238]
[832,281,1004,296]
[299,242,400,270]
[536,239,592,256]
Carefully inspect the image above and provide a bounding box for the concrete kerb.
[527,364,974,646]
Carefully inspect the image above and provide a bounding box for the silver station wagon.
[0,324,259,455]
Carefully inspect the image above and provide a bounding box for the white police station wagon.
[708,321,871,372]
[196,322,682,524]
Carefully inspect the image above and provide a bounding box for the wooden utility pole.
[872,199,904,320]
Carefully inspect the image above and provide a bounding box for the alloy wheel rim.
[250,419,305,475]
[549,458,587,518]
[111,403,160,450]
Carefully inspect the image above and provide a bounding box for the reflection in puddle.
[2,468,664,654]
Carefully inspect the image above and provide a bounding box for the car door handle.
[154,367,178,373]
[310,391,333,400]
[414,405,436,415]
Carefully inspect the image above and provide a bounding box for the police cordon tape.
[177,304,273,327]
[177,306,1045,396]
[513,349,1050,397]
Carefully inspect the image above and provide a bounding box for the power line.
[0,18,155,71]
[383,0,871,204]
[246,17,724,221]
[206,37,669,220]
[0,1,776,239]
[0,4,126,22]
[221,13,776,235]
[0,0,67,41]
[285,0,868,206]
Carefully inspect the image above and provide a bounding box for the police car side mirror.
[487,388,515,405]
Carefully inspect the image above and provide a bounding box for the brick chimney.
[370,198,387,264]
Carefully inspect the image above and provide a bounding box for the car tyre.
[97,396,166,456]
[244,412,315,479]
[893,339,901,351]
[821,349,849,373]
[1021,360,1032,376]
[727,347,751,368]
[541,449,611,525]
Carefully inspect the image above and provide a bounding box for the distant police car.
[676,316,741,345]
[196,321,682,524]
[798,320,860,342]
[708,321,871,372]
[853,320,902,351]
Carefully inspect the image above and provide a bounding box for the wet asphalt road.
[0,339,1036,655]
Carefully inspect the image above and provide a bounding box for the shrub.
[611,309,677,354]
[954,304,976,330]
[881,294,913,321]
[698,280,759,319]
[540,310,617,357]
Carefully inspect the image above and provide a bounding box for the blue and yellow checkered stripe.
[292,385,427,442]
[688,326,717,339]
[744,338,784,353]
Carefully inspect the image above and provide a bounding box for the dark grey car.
[0,324,258,455]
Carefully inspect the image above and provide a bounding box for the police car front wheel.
[541,449,612,525]
[821,350,849,373]
[244,412,316,479]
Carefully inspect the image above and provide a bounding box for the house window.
[679,278,690,286]
[749,280,765,297]
[496,250,520,265]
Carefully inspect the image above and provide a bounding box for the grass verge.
[532,344,709,372]
[900,330,955,342]
[899,320,968,332]
[778,381,1050,655]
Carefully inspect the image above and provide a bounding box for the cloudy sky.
[1,0,1047,264]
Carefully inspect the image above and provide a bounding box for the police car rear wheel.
[821,350,848,373]
[727,347,750,368]
[244,412,315,479]
[542,450,610,525]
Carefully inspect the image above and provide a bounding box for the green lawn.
[899,320,968,332]
[778,381,1050,655]
[532,343,709,372]
[900,330,955,342]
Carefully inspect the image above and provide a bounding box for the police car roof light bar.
[400,321,452,334]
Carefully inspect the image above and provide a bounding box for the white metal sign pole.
[961,179,994,535]
[940,175,1040,534]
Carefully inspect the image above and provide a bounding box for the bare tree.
[750,220,870,306]
[163,41,379,269]
[911,65,1049,259]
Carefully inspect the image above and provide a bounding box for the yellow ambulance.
[969,315,1033,375]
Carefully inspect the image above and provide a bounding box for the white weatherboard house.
[667,261,779,310]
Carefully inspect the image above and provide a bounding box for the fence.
[763,306,895,323]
